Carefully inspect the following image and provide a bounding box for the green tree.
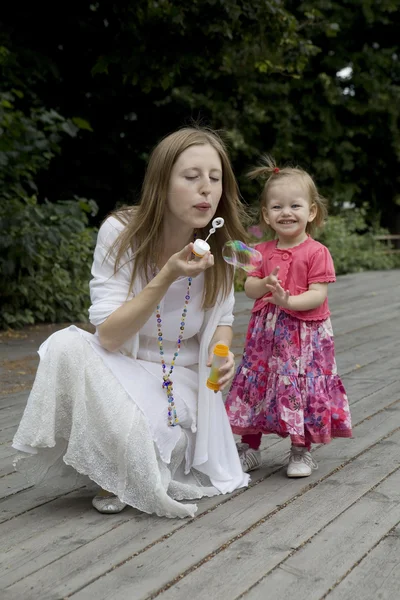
[0,1,320,218]
[275,0,400,230]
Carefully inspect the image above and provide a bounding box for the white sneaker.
[287,446,318,478]
[237,443,262,473]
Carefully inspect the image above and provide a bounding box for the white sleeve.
[217,285,235,327]
[88,217,133,327]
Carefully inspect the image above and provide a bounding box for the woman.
[13,127,250,518]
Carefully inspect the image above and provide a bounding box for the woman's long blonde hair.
[109,127,250,307]
[249,155,328,236]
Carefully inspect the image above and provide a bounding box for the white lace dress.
[12,217,249,518]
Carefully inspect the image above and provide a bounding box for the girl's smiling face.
[262,178,317,246]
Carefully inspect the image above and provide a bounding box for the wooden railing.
[374,234,400,254]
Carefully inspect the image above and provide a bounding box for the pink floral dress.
[225,239,352,446]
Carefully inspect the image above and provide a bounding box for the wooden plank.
[0,406,26,431]
[334,317,397,352]
[343,376,400,405]
[327,270,400,304]
[0,471,35,499]
[326,525,400,600]
[0,480,90,525]
[1,488,98,550]
[340,352,400,380]
[0,392,29,411]
[332,309,400,341]
[0,491,149,589]
[0,426,18,445]
[0,460,15,478]
[0,271,398,600]
[243,470,400,600]
[337,336,400,376]
[8,404,400,600]
[156,433,400,600]
[346,378,400,408]
[331,291,399,321]
[0,443,18,462]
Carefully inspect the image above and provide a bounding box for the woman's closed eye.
[185,175,220,182]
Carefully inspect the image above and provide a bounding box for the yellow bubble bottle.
[207,343,229,391]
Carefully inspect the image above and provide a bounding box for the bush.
[316,206,400,274]
[0,197,98,329]
[0,87,98,330]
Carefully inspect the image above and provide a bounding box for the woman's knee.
[44,327,87,362]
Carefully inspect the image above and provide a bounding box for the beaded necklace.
[156,277,192,427]
[155,233,197,427]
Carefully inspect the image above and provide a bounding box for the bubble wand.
[192,217,225,258]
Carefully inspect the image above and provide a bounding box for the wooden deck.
[1,269,400,600]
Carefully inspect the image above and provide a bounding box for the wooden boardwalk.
[1,269,400,600]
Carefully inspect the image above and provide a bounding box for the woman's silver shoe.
[92,494,127,514]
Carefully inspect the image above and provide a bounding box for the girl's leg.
[241,432,262,451]
[238,433,263,472]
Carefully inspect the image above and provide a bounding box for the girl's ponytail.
[248,155,280,181]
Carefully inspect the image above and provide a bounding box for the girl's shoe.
[92,493,127,514]
[237,442,262,473]
[287,446,318,478]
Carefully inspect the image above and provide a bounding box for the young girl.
[225,158,352,477]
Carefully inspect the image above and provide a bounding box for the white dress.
[12,217,249,518]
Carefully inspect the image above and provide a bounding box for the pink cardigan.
[250,236,336,321]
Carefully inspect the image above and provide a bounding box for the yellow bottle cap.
[206,379,220,391]
[213,343,229,357]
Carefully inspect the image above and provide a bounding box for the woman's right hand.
[164,243,214,280]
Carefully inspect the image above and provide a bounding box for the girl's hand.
[264,281,291,308]
[264,266,281,290]
[206,345,235,391]
[165,243,214,280]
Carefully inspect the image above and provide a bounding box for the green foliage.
[0,197,98,329]
[0,2,322,216]
[2,2,399,230]
[0,89,79,199]
[274,0,400,228]
[0,88,98,330]
[316,207,400,274]
[1,3,400,325]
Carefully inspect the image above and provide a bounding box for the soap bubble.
[222,241,262,273]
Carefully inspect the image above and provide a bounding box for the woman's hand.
[164,243,214,280]
[207,344,236,392]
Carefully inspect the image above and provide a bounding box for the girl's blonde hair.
[248,155,328,235]
[108,126,250,307]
